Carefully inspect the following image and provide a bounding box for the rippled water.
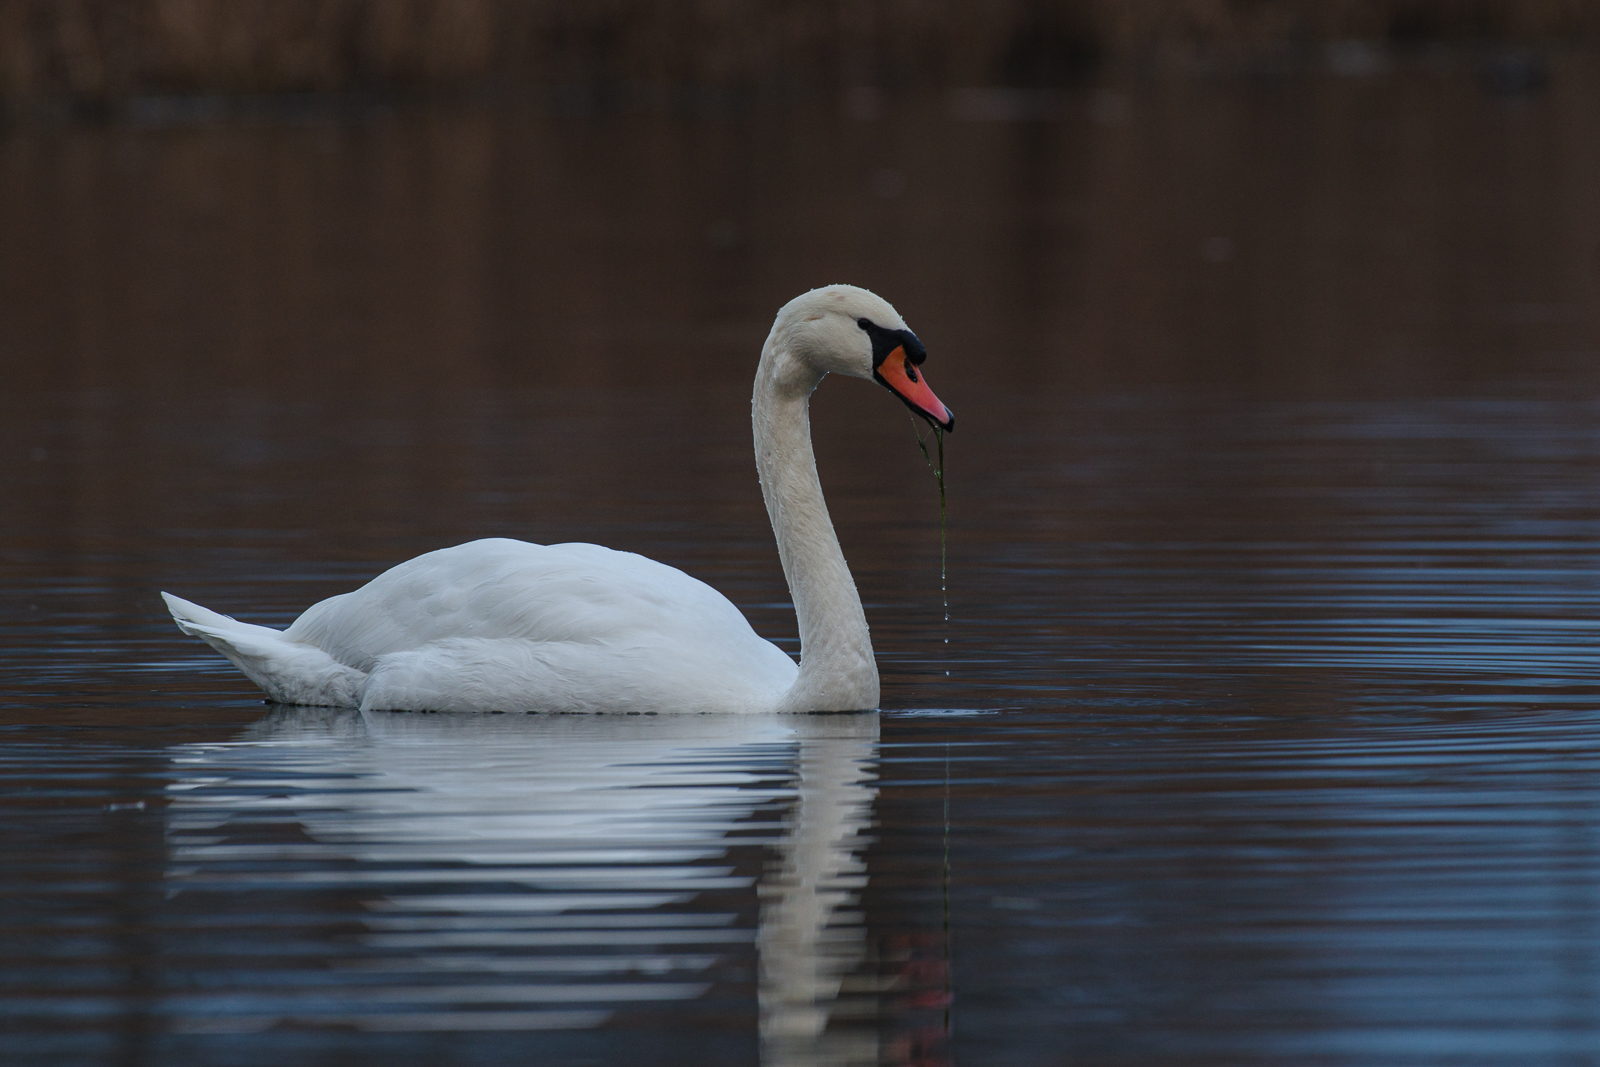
[6,64,1600,1065]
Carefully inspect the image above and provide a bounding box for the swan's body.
[164,285,953,713]
[164,540,796,713]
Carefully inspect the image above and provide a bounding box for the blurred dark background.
[5,0,1600,396]
[2,0,1599,105]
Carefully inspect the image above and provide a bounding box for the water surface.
[5,64,1600,1065]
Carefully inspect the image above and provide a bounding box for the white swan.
[163,284,954,714]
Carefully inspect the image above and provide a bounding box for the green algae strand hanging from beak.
[910,415,948,625]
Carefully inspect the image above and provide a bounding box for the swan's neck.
[753,336,879,712]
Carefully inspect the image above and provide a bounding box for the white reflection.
[759,718,879,1067]
[164,708,881,1063]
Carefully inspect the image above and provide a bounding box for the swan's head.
[774,284,954,432]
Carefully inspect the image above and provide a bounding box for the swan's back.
[285,539,798,713]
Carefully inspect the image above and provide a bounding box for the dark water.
[6,61,1600,1065]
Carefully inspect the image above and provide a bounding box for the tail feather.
[162,592,366,707]
[162,592,279,641]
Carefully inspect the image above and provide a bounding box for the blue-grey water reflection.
[161,711,880,1062]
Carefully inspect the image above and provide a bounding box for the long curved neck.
[753,332,879,712]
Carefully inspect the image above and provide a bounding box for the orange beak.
[875,346,954,431]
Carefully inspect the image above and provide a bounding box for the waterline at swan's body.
[163,284,954,713]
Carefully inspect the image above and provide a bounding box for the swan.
[162,284,954,714]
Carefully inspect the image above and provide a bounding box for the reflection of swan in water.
[164,709,883,1063]
[758,718,880,1067]
[162,285,953,714]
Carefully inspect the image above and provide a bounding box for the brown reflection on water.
[3,63,1599,652]
[4,63,1599,400]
